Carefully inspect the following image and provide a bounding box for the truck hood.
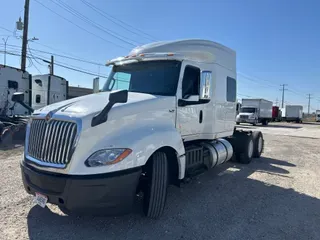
[34,91,170,118]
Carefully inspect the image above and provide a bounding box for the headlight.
[85,148,132,167]
[248,115,255,119]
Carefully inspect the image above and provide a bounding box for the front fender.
[69,120,186,178]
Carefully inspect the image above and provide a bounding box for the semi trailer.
[236,98,272,125]
[284,105,303,123]
[32,74,68,110]
[19,39,265,218]
[271,106,282,122]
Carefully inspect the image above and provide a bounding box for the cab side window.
[182,66,200,99]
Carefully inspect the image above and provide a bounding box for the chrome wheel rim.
[258,136,263,153]
[248,140,254,158]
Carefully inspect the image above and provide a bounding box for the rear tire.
[262,119,268,126]
[252,131,264,158]
[237,134,254,164]
[143,151,169,219]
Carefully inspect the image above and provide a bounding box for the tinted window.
[227,77,236,102]
[240,107,256,113]
[36,94,41,103]
[182,66,200,98]
[103,60,181,96]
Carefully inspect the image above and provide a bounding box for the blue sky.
[1,0,320,111]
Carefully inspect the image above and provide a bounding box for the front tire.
[143,151,169,219]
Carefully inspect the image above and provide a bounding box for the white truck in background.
[0,65,32,116]
[236,98,272,125]
[284,105,303,123]
[0,65,32,143]
[32,74,68,110]
[316,110,320,122]
[18,39,265,219]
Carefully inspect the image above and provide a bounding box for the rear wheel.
[232,133,254,164]
[143,151,169,219]
[252,131,264,158]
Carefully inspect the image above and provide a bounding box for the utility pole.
[50,55,54,75]
[2,36,9,65]
[279,84,288,108]
[21,0,30,71]
[307,94,312,115]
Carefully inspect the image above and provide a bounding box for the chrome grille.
[240,115,249,119]
[27,119,77,165]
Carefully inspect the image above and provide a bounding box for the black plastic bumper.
[21,162,141,215]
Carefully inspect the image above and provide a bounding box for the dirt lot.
[0,122,320,240]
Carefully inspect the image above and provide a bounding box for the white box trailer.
[236,98,272,125]
[316,110,320,122]
[0,65,32,116]
[285,105,303,123]
[32,74,68,110]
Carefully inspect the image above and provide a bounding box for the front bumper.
[236,118,256,123]
[21,162,141,215]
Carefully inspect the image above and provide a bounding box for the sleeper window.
[36,94,41,103]
[226,77,236,102]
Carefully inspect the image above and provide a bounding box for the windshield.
[240,107,256,113]
[102,60,181,96]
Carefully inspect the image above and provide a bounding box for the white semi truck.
[0,65,32,143]
[19,39,265,218]
[284,105,303,123]
[32,74,68,110]
[236,98,272,125]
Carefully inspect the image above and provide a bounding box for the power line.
[50,0,141,46]
[0,43,105,66]
[27,44,43,74]
[0,49,109,79]
[33,0,129,50]
[80,0,157,42]
[0,26,13,33]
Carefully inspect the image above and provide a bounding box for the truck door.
[177,62,205,139]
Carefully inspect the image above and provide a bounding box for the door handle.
[169,109,175,113]
[199,110,203,123]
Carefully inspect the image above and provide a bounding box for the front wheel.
[143,151,169,218]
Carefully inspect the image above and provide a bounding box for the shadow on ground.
[26,156,320,240]
[0,130,25,150]
[237,124,302,129]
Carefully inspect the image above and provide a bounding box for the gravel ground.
[0,123,320,240]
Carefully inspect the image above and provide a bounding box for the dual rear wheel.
[142,131,264,218]
[232,131,264,164]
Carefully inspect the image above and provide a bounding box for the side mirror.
[91,90,128,127]
[12,92,25,102]
[109,89,128,103]
[11,92,34,113]
[199,71,212,100]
